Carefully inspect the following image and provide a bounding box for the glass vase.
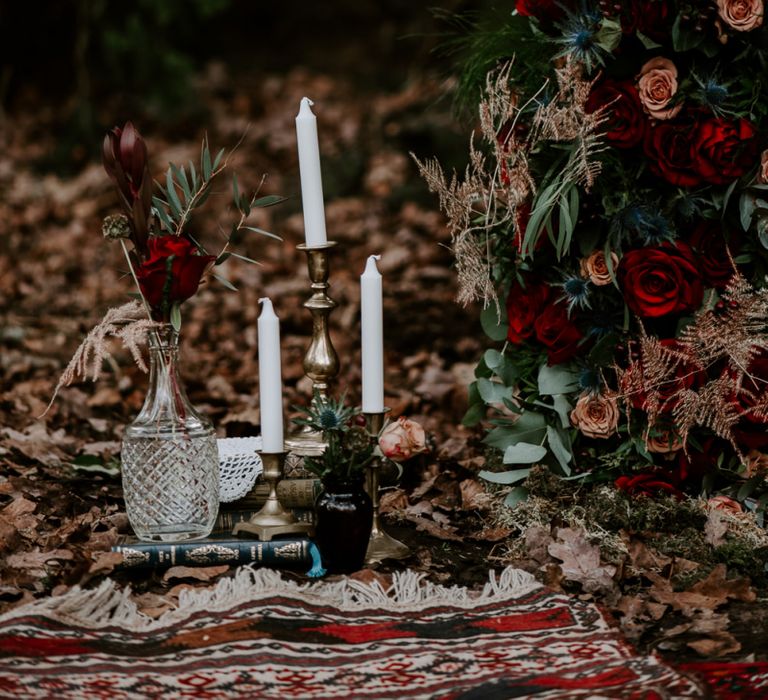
[121,325,219,542]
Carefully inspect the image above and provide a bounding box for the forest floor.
[2,38,768,669]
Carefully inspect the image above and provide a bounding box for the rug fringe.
[0,566,540,632]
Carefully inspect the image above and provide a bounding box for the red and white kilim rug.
[0,567,705,699]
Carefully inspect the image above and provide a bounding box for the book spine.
[235,478,322,509]
[214,508,315,534]
[113,538,313,570]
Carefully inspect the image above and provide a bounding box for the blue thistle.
[692,72,732,116]
[553,6,608,73]
[560,275,592,314]
[613,204,675,246]
[578,367,602,394]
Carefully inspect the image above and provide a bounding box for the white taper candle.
[295,97,328,248]
[361,255,384,413]
[258,297,284,452]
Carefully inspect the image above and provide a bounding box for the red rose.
[515,0,570,21]
[731,353,768,450]
[618,243,704,318]
[615,471,683,498]
[643,119,703,187]
[617,0,672,38]
[506,276,550,343]
[534,300,583,365]
[692,118,759,185]
[586,80,645,149]
[687,220,739,289]
[136,235,215,314]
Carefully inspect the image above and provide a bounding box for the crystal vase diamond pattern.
[121,326,219,542]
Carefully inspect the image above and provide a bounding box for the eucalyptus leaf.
[740,192,756,231]
[477,377,513,404]
[503,442,547,464]
[538,363,579,395]
[484,411,547,451]
[503,486,529,508]
[480,304,509,342]
[484,348,503,369]
[552,394,572,429]
[479,467,531,484]
[546,424,572,475]
[170,303,182,332]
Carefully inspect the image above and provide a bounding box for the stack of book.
[112,478,325,576]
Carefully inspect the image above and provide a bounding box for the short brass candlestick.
[364,410,411,564]
[286,242,340,462]
[233,451,314,541]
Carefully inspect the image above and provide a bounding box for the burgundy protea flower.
[102,122,153,257]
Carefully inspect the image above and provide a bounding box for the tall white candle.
[258,297,284,453]
[361,255,384,413]
[295,97,328,248]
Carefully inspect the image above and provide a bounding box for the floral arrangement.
[49,122,281,403]
[418,1,768,507]
[294,393,428,481]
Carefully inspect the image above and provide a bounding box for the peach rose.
[646,426,684,454]
[708,495,743,514]
[579,250,619,286]
[379,417,427,461]
[759,150,768,184]
[637,57,682,121]
[717,0,764,31]
[570,391,619,439]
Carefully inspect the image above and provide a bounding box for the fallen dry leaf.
[704,510,728,547]
[548,527,617,595]
[525,525,554,566]
[469,527,513,543]
[6,548,75,570]
[88,551,124,576]
[403,514,462,542]
[163,565,230,583]
[459,479,492,511]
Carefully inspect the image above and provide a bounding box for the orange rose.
[570,391,619,439]
[580,250,619,286]
[379,417,427,461]
[717,0,763,31]
[646,426,683,454]
[637,57,682,121]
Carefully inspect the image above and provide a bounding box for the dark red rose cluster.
[136,236,215,316]
[505,277,582,364]
[645,117,759,187]
[618,242,703,318]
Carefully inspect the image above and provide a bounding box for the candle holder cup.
[286,242,340,464]
[233,451,315,541]
[364,410,411,564]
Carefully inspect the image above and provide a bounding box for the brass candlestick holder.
[285,242,340,466]
[232,451,314,541]
[364,410,411,564]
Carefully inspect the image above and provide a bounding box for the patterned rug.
[677,661,768,699]
[0,567,706,699]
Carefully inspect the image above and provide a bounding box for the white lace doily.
[217,437,263,503]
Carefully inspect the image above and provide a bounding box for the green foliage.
[293,393,374,481]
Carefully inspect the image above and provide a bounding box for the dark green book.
[112,535,325,578]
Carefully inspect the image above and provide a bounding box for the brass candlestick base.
[286,242,340,466]
[233,452,314,541]
[364,411,411,564]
